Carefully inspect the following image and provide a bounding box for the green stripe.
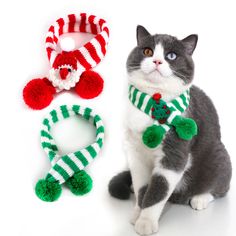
[86,146,97,158]
[62,155,80,172]
[45,173,57,182]
[41,130,53,140]
[180,94,188,107]
[144,98,154,114]
[53,164,70,180]
[72,105,80,114]
[172,100,184,112]
[132,89,138,104]
[43,118,51,131]
[97,126,105,135]
[97,138,103,148]
[83,107,92,120]
[42,142,58,151]
[61,105,69,118]
[48,151,56,161]
[74,151,88,166]
[50,110,59,123]
[137,93,146,109]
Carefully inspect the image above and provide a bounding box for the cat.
[108,25,232,235]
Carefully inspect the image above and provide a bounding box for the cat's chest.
[125,101,153,133]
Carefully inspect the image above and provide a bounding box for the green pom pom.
[142,125,165,148]
[172,116,198,140]
[66,170,93,196]
[35,179,62,202]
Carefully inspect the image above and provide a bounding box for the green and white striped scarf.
[128,84,198,148]
[36,104,105,201]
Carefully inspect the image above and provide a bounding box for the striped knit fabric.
[128,84,190,132]
[40,105,105,184]
[46,13,109,68]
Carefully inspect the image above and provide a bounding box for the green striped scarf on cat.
[128,85,198,148]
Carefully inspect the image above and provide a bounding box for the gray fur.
[109,26,232,207]
[127,27,197,83]
[139,175,169,209]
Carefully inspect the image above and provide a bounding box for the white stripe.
[134,91,142,107]
[90,38,103,60]
[93,16,101,33]
[41,136,51,143]
[80,149,93,163]
[92,143,100,154]
[79,47,96,67]
[79,106,85,116]
[161,124,170,132]
[175,97,186,110]
[140,95,150,113]
[129,86,135,100]
[68,153,84,170]
[57,160,74,176]
[74,22,80,32]
[49,51,57,66]
[97,132,104,140]
[46,32,54,39]
[49,169,65,184]
[167,110,180,123]
[46,42,56,50]
[96,120,103,128]
[86,24,91,33]
[53,24,60,39]
[100,31,109,43]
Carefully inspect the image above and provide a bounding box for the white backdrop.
[0,0,235,235]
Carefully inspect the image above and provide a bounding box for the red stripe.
[84,42,101,64]
[103,27,109,36]
[80,13,86,33]
[95,34,106,55]
[46,37,54,43]
[73,50,91,69]
[88,15,97,34]
[57,18,65,36]
[99,19,105,30]
[49,26,54,33]
[46,47,53,59]
[53,35,58,43]
[68,14,76,33]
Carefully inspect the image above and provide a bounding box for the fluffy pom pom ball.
[172,116,198,140]
[35,179,62,202]
[23,78,56,110]
[142,125,165,148]
[75,70,104,99]
[66,170,93,196]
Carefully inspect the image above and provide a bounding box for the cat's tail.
[108,171,133,200]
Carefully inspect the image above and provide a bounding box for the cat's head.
[126,25,198,99]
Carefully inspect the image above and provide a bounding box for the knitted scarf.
[128,85,198,148]
[35,104,105,202]
[46,13,109,91]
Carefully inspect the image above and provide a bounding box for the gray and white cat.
[109,25,232,235]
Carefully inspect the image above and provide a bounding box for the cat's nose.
[153,60,163,65]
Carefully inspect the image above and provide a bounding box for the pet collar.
[128,85,198,148]
[23,13,110,110]
[35,104,105,202]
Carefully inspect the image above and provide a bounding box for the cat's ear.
[137,25,151,46]
[182,34,198,55]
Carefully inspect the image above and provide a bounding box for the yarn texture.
[23,13,110,110]
[129,85,198,148]
[35,105,105,202]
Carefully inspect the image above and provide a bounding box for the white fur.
[190,193,214,210]
[125,43,193,235]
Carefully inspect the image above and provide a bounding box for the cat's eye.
[143,48,153,57]
[166,52,177,60]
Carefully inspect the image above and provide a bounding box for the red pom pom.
[153,93,162,102]
[23,78,56,110]
[75,71,104,99]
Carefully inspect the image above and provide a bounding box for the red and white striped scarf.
[46,13,109,91]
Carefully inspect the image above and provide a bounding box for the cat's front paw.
[134,217,159,235]
[130,206,141,225]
